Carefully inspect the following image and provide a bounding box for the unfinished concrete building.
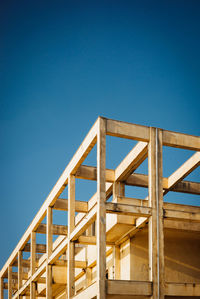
[0,117,200,299]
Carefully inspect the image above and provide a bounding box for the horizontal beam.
[77,235,96,245]
[76,165,114,182]
[54,260,87,268]
[116,197,200,213]
[163,129,200,150]
[4,283,18,290]
[36,223,68,235]
[12,272,28,280]
[12,259,32,268]
[106,280,152,296]
[106,202,152,217]
[76,165,200,195]
[165,282,200,296]
[23,243,46,253]
[172,180,200,195]
[164,209,200,222]
[53,198,88,213]
[166,209,200,222]
[164,219,200,232]
[106,118,150,141]
[76,236,114,246]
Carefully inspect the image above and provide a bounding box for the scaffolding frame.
[0,117,200,299]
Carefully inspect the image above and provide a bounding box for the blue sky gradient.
[0,0,200,270]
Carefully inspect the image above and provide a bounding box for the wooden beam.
[0,276,3,299]
[106,202,151,217]
[113,246,120,280]
[13,259,32,268]
[114,197,200,214]
[12,272,28,280]
[164,209,200,222]
[163,129,200,150]
[54,260,87,269]
[106,280,152,296]
[36,223,68,235]
[18,251,23,292]
[164,152,200,195]
[30,232,36,299]
[106,118,150,141]
[148,127,165,299]
[76,236,114,246]
[76,164,114,182]
[165,282,200,296]
[46,265,52,299]
[31,232,36,275]
[3,283,18,291]
[76,165,200,195]
[30,281,36,299]
[127,173,200,195]
[67,174,75,298]
[115,141,148,181]
[47,207,53,257]
[8,266,12,299]
[164,219,200,232]
[97,117,106,299]
[46,207,53,299]
[172,180,200,195]
[77,235,96,245]
[53,198,88,213]
[23,243,46,253]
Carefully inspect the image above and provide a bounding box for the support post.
[46,207,53,299]
[8,266,12,299]
[0,276,4,299]
[148,127,165,299]
[113,245,120,279]
[67,174,75,298]
[112,182,124,280]
[97,117,106,299]
[30,232,36,299]
[18,251,22,298]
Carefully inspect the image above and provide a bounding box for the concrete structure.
[0,117,200,299]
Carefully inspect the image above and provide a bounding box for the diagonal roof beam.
[164,152,200,195]
[115,141,148,182]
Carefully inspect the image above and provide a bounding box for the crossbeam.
[106,280,152,296]
[36,223,68,235]
[106,202,152,217]
[23,243,46,253]
[53,198,88,213]
[76,165,200,195]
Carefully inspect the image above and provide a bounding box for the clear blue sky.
[0,0,200,270]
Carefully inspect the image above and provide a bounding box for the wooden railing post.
[97,117,106,299]
[30,232,36,299]
[8,266,12,299]
[17,251,22,299]
[148,127,165,299]
[0,276,4,299]
[67,174,75,298]
[46,207,53,299]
